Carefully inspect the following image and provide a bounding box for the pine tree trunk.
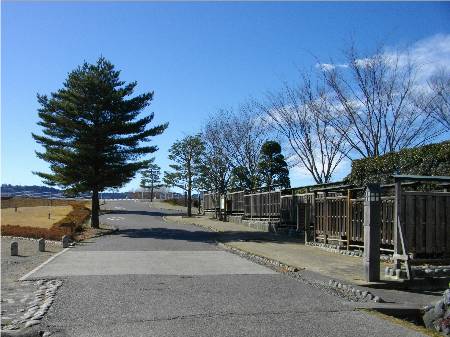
[91,188,100,229]
[187,188,192,217]
[150,186,154,202]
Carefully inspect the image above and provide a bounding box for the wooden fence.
[203,186,450,258]
[313,195,395,248]
[244,191,280,219]
[228,191,245,214]
[400,192,450,257]
[203,192,218,212]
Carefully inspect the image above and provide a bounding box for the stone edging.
[2,279,62,331]
[305,241,393,262]
[327,279,383,303]
[385,265,450,279]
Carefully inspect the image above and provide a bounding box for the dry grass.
[1,196,90,209]
[1,200,91,241]
[1,206,73,229]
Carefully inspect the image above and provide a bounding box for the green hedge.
[346,141,450,186]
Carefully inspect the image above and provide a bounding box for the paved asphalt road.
[24,200,425,337]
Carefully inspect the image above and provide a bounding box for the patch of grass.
[1,196,90,209]
[1,202,91,241]
[1,206,73,229]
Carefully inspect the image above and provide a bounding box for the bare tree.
[257,76,347,184]
[427,69,450,130]
[200,106,268,191]
[198,112,234,195]
[197,113,235,219]
[322,44,441,158]
[225,104,268,190]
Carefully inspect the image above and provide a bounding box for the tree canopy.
[32,57,167,227]
[258,141,290,191]
[164,134,204,216]
[140,158,163,202]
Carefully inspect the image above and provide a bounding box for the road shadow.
[113,226,302,245]
[364,279,449,296]
[101,209,184,217]
[113,227,219,244]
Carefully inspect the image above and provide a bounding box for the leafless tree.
[257,76,347,184]
[199,111,234,196]
[200,106,268,192]
[322,44,441,158]
[427,69,450,130]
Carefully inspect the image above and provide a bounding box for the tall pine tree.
[140,158,163,202]
[32,57,167,228]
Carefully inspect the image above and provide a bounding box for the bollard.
[363,184,381,282]
[11,241,18,256]
[38,238,45,252]
[62,235,70,248]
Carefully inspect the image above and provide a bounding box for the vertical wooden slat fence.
[203,192,218,212]
[227,191,245,214]
[401,192,450,257]
[204,185,450,258]
[243,191,280,219]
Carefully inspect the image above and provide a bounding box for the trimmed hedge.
[346,141,450,186]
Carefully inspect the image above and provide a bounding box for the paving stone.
[24,320,41,328]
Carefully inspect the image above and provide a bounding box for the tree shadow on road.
[113,226,301,246]
[102,209,184,217]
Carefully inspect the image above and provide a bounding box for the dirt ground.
[1,206,73,229]
[1,236,62,284]
[1,236,63,328]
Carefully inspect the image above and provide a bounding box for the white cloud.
[386,33,450,83]
[316,33,450,84]
[315,63,348,72]
[289,157,351,186]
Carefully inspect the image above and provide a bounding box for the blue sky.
[2,2,450,191]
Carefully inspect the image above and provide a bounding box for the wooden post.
[324,191,329,244]
[394,181,402,269]
[312,191,317,243]
[250,195,253,219]
[304,203,311,243]
[346,189,353,250]
[394,180,412,279]
[363,184,381,282]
